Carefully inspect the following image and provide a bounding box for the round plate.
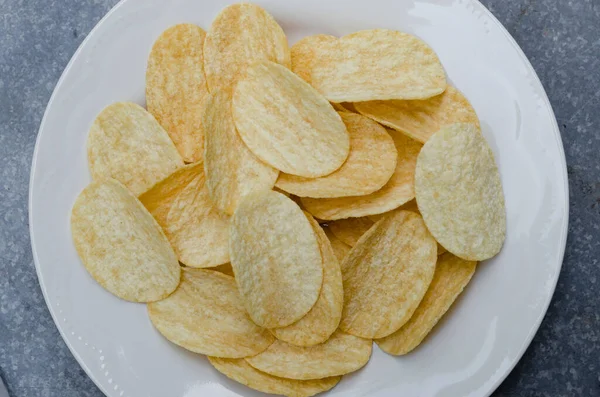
[29,0,568,396]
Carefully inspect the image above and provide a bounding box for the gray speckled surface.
[0,0,598,396]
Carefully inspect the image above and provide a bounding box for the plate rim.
[28,0,569,396]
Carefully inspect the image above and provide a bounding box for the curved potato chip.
[328,217,374,247]
[415,123,506,260]
[141,163,230,268]
[271,214,343,347]
[291,34,337,84]
[247,330,371,380]
[204,3,290,93]
[148,269,274,358]
[275,112,397,198]
[71,179,180,302]
[230,191,323,328]
[302,128,420,220]
[368,201,447,255]
[208,357,341,397]
[87,102,183,195]
[340,211,437,338]
[233,61,350,178]
[146,24,209,162]
[322,227,352,264]
[139,162,201,225]
[307,29,446,102]
[166,169,230,268]
[355,86,480,144]
[376,253,476,355]
[204,90,279,215]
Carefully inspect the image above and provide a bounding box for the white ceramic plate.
[29,0,568,396]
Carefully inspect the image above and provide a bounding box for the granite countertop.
[1,1,599,396]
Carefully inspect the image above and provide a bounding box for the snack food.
[148,269,274,357]
[70,5,509,394]
[340,211,437,339]
[71,179,180,302]
[87,102,183,195]
[204,3,290,93]
[146,24,209,162]
[376,253,476,355]
[275,112,397,198]
[415,123,506,260]
[246,330,372,380]
[271,214,343,347]
[303,29,447,102]
[355,86,480,143]
[230,190,323,328]
[233,61,350,177]
[302,128,420,220]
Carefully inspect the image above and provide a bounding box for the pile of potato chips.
[71,3,506,396]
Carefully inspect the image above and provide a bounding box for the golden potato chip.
[211,263,235,277]
[302,128,420,220]
[275,112,397,198]
[208,357,341,397]
[271,214,343,347]
[328,217,374,247]
[291,34,337,85]
[233,61,350,178]
[415,123,506,260]
[146,24,209,162]
[141,162,230,268]
[204,3,290,93]
[204,90,279,215]
[148,269,274,358]
[87,102,184,195]
[355,86,480,144]
[322,227,352,264]
[247,330,371,380]
[369,200,447,255]
[230,191,323,328]
[139,162,200,225]
[306,29,446,102]
[71,179,180,302]
[340,211,437,338]
[376,253,476,355]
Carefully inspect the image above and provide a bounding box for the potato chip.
[141,162,230,268]
[376,253,476,355]
[148,269,274,358]
[211,263,235,277]
[204,3,290,93]
[369,200,447,255]
[355,86,480,144]
[415,123,506,260]
[139,162,201,225]
[204,90,279,215]
[71,179,180,302]
[291,34,337,85]
[322,227,352,264]
[306,29,446,102]
[146,24,209,162]
[271,214,343,347]
[233,61,350,178]
[247,330,371,380]
[275,112,397,198]
[340,211,437,338]
[328,217,374,247]
[87,102,184,196]
[230,191,323,328]
[302,128,420,220]
[208,357,341,397]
